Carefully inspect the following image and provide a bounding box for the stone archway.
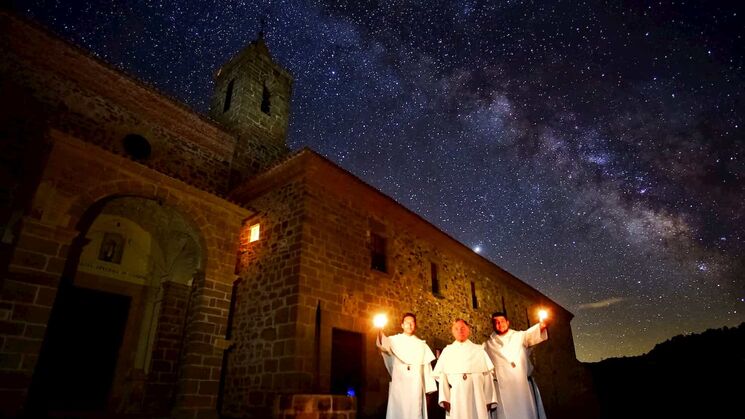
[1,131,251,419]
[27,196,203,416]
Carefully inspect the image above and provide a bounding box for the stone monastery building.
[0,11,595,419]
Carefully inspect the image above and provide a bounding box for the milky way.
[16,0,744,361]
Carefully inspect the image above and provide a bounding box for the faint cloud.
[577,297,625,310]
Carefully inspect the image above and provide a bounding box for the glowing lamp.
[538,309,548,322]
[373,313,388,329]
[249,223,260,242]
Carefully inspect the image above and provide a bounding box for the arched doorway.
[27,196,203,416]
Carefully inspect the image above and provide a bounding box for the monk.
[377,312,437,419]
[484,311,548,419]
[433,319,498,418]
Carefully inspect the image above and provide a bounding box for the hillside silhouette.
[586,323,745,418]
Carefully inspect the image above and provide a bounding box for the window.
[122,134,151,160]
[223,79,234,112]
[370,232,386,272]
[470,281,479,309]
[261,84,271,114]
[249,223,260,242]
[431,262,441,295]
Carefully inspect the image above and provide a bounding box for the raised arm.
[376,331,391,352]
[523,323,548,348]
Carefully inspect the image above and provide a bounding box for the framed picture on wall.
[98,232,124,264]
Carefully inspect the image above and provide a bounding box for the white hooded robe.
[378,333,437,419]
[484,323,548,419]
[433,339,498,419]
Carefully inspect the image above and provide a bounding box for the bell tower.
[209,35,293,189]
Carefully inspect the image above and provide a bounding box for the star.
[18,0,744,362]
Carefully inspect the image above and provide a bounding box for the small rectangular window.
[261,84,271,114]
[431,262,440,295]
[249,223,260,242]
[370,233,387,272]
[223,79,235,113]
[470,281,478,309]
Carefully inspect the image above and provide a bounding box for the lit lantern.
[249,223,260,242]
[538,309,548,322]
[373,313,388,329]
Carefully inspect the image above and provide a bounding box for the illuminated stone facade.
[0,11,595,419]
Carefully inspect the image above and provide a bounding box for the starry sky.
[15,0,744,361]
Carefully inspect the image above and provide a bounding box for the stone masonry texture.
[0,11,596,419]
[225,151,597,418]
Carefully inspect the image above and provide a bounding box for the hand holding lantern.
[538,309,549,330]
[373,313,388,344]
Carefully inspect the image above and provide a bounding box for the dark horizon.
[587,322,744,418]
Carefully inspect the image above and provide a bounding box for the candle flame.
[538,309,548,321]
[373,313,388,328]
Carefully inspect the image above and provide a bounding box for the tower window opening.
[261,84,271,115]
[470,281,479,309]
[223,79,235,113]
[122,134,152,160]
[370,232,386,272]
[431,262,441,295]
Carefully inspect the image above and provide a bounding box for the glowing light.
[373,313,388,328]
[538,309,548,322]
[249,223,260,242]
[473,246,482,253]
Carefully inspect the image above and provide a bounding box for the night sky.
[15,0,744,361]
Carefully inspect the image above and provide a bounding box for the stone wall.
[295,154,590,418]
[274,394,356,419]
[143,281,191,414]
[1,11,596,419]
[0,218,73,418]
[0,131,249,418]
[0,12,283,418]
[223,178,306,418]
[1,12,237,195]
[227,151,594,418]
[174,271,235,419]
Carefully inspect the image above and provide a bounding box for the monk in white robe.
[433,319,498,419]
[484,311,548,419]
[377,313,437,419]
